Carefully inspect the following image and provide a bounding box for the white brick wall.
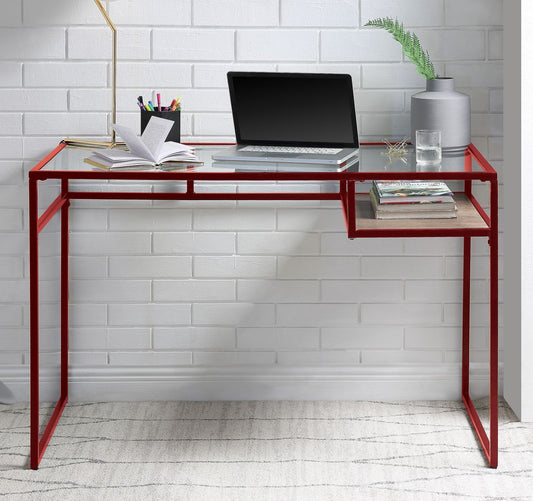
[0,0,503,401]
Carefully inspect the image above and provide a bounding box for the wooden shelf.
[355,193,489,231]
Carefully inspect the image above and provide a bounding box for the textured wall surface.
[0,0,503,401]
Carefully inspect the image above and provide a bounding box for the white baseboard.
[0,364,502,403]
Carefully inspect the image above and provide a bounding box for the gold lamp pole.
[65,0,117,148]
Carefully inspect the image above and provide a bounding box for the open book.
[84,117,200,169]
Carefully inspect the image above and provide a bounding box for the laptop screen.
[227,72,359,148]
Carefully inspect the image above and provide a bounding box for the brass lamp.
[65,0,117,147]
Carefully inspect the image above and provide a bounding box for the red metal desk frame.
[29,142,499,469]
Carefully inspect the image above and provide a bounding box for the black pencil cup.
[140,109,180,142]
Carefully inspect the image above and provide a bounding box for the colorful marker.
[157,93,161,112]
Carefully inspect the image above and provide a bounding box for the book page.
[140,116,174,161]
[112,123,155,162]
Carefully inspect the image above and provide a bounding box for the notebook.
[212,72,359,166]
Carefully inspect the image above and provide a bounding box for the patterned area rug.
[0,399,532,500]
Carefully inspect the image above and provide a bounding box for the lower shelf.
[355,193,489,231]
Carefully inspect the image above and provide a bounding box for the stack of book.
[370,180,457,219]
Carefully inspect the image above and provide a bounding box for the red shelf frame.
[28,142,498,469]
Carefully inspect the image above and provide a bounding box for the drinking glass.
[416,130,441,165]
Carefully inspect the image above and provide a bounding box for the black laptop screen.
[227,72,359,148]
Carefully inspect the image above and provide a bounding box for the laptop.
[212,72,359,166]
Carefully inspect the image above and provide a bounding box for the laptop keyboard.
[241,146,343,155]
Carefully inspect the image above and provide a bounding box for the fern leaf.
[365,17,437,80]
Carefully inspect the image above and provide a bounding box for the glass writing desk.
[29,143,498,468]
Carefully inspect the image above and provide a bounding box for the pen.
[147,101,155,111]
[138,95,144,106]
[157,93,161,112]
[137,101,144,110]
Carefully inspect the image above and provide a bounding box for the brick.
[0,352,22,364]
[0,329,29,351]
[0,28,64,59]
[117,63,192,88]
[0,306,22,327]
[489,30,503,60]
[488,136,503,160]
[70,89,110,112]
[109,351,192,366]
[446,63,503,88]
[277,208,345,232]
[0,1,22,26]
[362,64,429,89]
[278,256,359,279]
[153,327,235,349]
[0,233,25,254]
[361,0,444,26]
[238,232,320,255]
[194,114,234,136]
[277,304,358,326]
[69,279,151,302]
[194,208,275,230]
[153,232,235,254]
[109,256,192,278]
[0,209,23,230]
[107,328,152,349]
[403,237,462,255]
[109,304,191,326]
[471,114,503,137]
[322,280,403,302]
[355,90,405,112]
[69,209,107,231]
[69,304,107,326]
[0,258,23,279]
[24,63,107,87]
[0,161,22,185]
[322,326,403,349]
[193,303,275,326]
[361,256,443,279]
[109,0,191,25]
[282,0,357,27]
[153,280,235,301]
[238,279,320,302]
[0,63,22,87]
[24,113,107,136]
[109,208,192,231]
[23,138,64,160]
[361,303,441,324]
[194,0,278,26]
[0,185,26,208]
[445,256,503,279]
[68,27,151,60]
[237,327,319,350]
[321,30,401,62]
[416,29,485,61]
[69,327,107,350]
[23,0,104,24]
[194,256,276,278]
[360,113,410,137]
[70,257,107,279]
[70,233,151,255]
[445,0,502,26]
[0,138,22,160]
[321,233,403,255]
[362,350,443,364]
[69,352,108,365]
[405,326,486,350]
[193,63,276,88]
[153,29,234,61]
[490,90,503,114]
[405,279,489,302]
[193,351,276,365]
[277,350,359,365]
[237,30,318,61]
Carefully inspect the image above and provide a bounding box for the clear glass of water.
[416,129,441,165]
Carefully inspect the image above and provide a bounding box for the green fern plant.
[365,17,437,80]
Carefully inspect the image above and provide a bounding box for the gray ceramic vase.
[411,77,471,152]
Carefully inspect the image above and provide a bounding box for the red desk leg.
[29,179,39,470]
[462,181,498,468]
[29,178,69,470]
